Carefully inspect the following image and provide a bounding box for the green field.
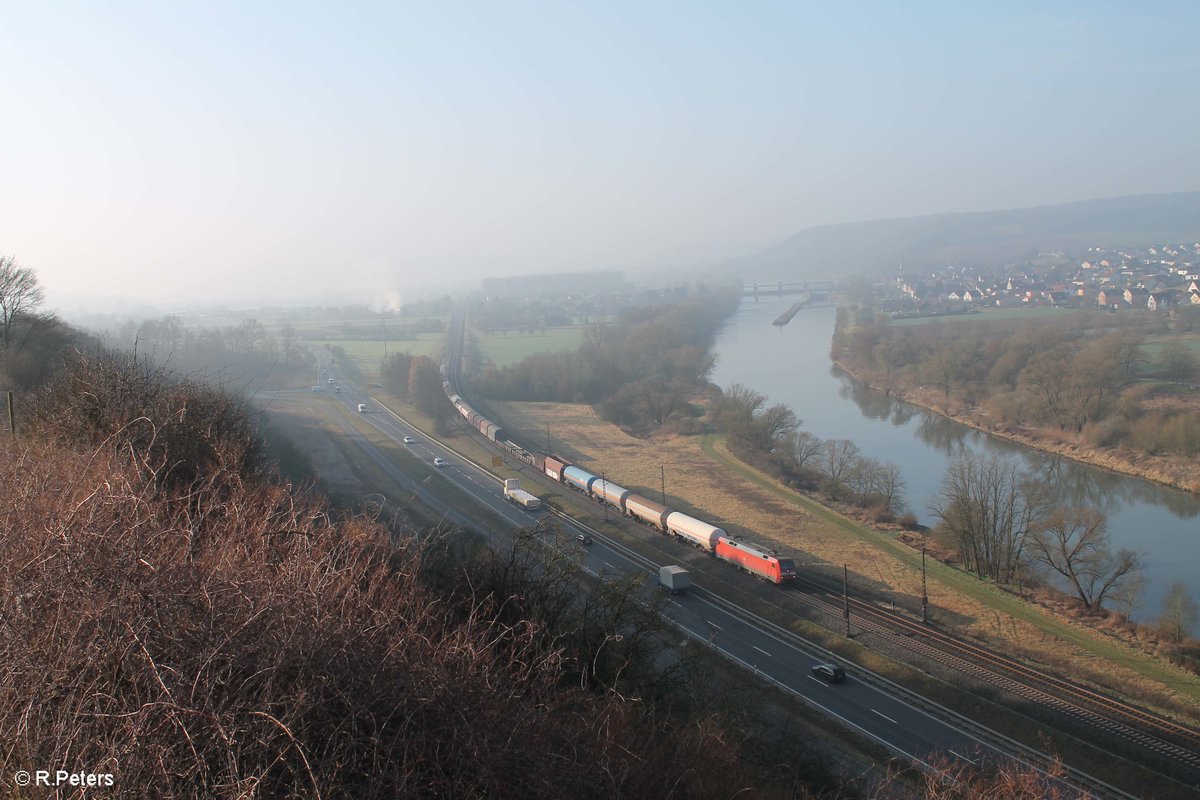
[306,335,444,376]
[474,326,586,367]
[284,315,449,339]
[888,306,1079,327]
[1140,333,1200,358]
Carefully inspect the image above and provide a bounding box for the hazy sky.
[2,1,1198,308]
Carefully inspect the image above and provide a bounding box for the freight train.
[441,376,796,584]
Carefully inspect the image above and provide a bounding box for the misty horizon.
[3,3,1199,309]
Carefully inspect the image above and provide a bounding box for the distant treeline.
[473,287,741,433]
[836,308,1200,458]
[380,351,450,431]
[102,315,311,387]
[712,383,909,521]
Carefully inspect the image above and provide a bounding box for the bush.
[1081,416,1128,448]
[0,441,750,798]
[32,348,264,488]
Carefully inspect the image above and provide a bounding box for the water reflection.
[833,364,1199,520]
[713,299,1200,620]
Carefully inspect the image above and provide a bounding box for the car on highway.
[311,385,323,392]
[403,436,415,444]
[577,534,593,545]
[327,378,335,384]
[433,457,447,467]
[333,386,342,393]
[356,403,367,413]
[810,663,846,684]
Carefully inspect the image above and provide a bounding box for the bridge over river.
[742,280,835,300]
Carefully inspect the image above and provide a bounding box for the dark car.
[576,534,593,545]
[810,663,846,683]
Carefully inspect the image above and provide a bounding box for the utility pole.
[6,391,14,439]
[660,465,666,506]
[545,422,551,456]
[921,547,929,624]
[843,564,851,638]
[601,472,608,521]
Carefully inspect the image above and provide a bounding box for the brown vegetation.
[834,308,1200,492]
[2,348,777,797]
[1,438,764,797]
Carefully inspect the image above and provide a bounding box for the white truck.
[658,565,690,595]
[503,479,541,510]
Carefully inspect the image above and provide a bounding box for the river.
[711,297,1199,622]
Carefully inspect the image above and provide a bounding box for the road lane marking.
[949,750,977,765]
[871,709,898,725]
[603,562,616,571]
[752,645,771,657]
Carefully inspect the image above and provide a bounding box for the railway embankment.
[487,399,1200,719]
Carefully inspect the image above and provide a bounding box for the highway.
[263,353,1123,797]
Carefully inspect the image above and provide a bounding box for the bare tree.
[757,403,799,450]
[1110,572,1147,620]
[932,454,1049,583]
[0,255,47,350]
[788,430,825,470]
[280,322,304,365]
[845,457,882,508]
[1157,582,1198,643]
[1028,507,1142,611]
[716,382,766,436]
[1158,339,1197,384]
[821,439,860,499]
[876,462,906,514]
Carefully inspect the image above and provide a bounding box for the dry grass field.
[494,399,1200,718]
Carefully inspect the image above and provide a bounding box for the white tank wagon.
[591,479,631,510]
[664,511,724,552]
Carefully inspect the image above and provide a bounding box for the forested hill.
[730,191,1200,280]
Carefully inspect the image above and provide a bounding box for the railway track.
[789,574,1200,773]
[444,306,1200,784]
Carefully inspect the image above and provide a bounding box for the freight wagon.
[624,494,671,531]
[665,511,724,551]
[543,456,567,482]
[439,371,800,590]
[591,479,631,510]
[562,466,598,494]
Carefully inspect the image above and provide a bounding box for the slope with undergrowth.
[0,350,760,798]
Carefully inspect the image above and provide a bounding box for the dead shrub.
[0,439,750,798]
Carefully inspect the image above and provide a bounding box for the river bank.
[830,357,1200,495]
